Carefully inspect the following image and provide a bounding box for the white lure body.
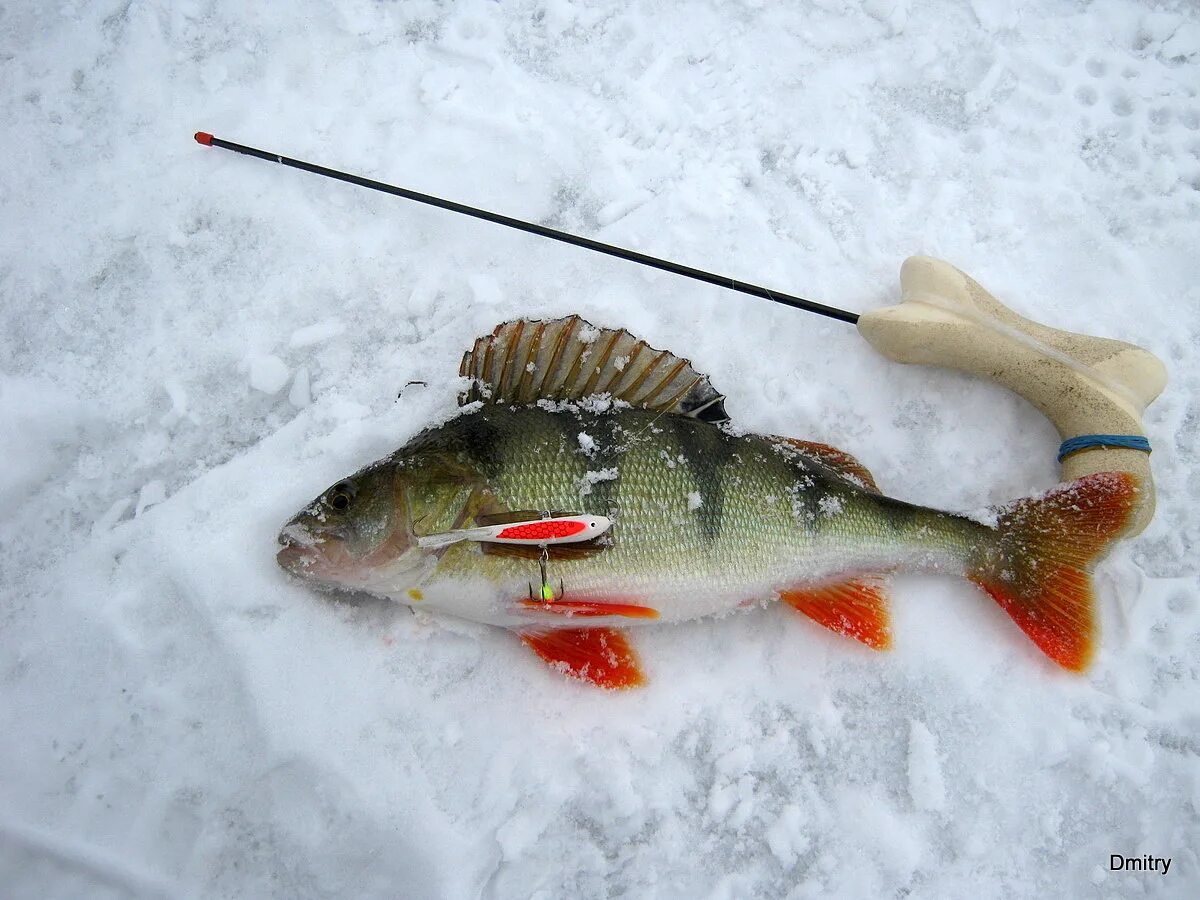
[416,514,613,550]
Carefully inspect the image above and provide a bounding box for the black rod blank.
[194,132,860,326]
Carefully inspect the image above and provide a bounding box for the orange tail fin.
[968,471,1138,671]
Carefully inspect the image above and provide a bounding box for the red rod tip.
[194,131,214,146]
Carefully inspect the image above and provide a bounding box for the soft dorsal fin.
[772,437,879,492]
[459,316,728,422]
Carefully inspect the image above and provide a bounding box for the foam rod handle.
[857,256,1166,536]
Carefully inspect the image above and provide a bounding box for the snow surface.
[2,1,1199,897]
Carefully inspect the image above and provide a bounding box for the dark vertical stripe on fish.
[668,416,734,546]
[447,410,506,478]
[783,456,825,527]
[875,495,925,534]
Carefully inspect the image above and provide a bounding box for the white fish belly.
[407,537,967,630]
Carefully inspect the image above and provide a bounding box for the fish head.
[276,450,484,593]
[276,458,423,590]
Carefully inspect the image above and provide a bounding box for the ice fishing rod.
[194,132,856,325]
[194,131,1166,535]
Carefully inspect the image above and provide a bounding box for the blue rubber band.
[1057,434,1151,462]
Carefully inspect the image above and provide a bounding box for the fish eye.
[327,481,355,512]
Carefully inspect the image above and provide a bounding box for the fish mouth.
[276,533,323,577]
[275,512,421,587]
[276,536,314,575]
[275,521,397,588]
[276,523,348,580]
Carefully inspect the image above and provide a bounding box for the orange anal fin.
[519,627,646,689]
[779,578,892,650]
[518,599,659,619]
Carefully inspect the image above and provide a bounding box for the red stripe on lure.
[416,514,612,550]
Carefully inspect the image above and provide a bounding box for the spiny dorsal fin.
[771,437,880,492]
[459,316,728,422]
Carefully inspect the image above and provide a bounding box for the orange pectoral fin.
[780,578,892,650]
[517,599,659,619]
[519,627,646,689]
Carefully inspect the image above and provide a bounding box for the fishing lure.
[415,514,613,550]
[417,513,613,603]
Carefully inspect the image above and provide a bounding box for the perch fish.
[277,316,1136,688]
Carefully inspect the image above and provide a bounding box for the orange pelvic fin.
[969,471,1138,672]
[517,598,659,619]
[519,627,646,689]
[779,577,892,650]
